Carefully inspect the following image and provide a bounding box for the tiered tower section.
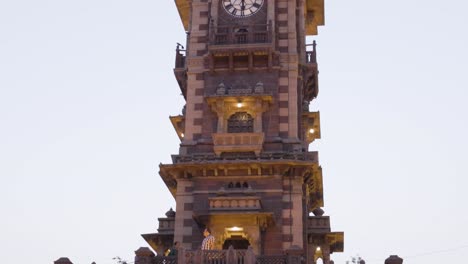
[143,0,343,263]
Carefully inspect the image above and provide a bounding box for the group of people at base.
[165,228,215,256]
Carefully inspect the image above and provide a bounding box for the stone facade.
[143,0,343,264]
[51,2,407,264]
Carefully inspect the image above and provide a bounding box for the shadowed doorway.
[222,235,250,249]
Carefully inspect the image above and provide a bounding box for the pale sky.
[1,1,467,264]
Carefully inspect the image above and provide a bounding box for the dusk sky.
[1,1,467,263]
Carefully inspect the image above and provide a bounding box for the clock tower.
[142,0,344,263]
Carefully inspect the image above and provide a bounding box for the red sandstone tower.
[142,0,344,263]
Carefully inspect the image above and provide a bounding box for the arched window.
[227,112,253,133]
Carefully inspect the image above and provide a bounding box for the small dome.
[312,207,324,216]
[165,208,176,218]
[385,255,403,264]
[54,258,73,264]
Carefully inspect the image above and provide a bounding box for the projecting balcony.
[302,41,319,102]
[174,45,187,99]
[170,151,319,164]
[305,41,317,64]
[302,111,321,144]
[210,23,272,46]
[307,216,331,233]
[141,248,300,264]
[212,132,264,156]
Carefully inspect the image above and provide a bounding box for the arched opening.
[227,112,253,133]
[222,235,250,250]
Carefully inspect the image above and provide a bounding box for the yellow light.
[236,102,243,108]
[181,133,185,138]
[316,246,321,252]
[309,128,315,134]
[227,226,243,231]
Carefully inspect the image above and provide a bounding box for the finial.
[312,207,324,216]
[165,208,176,218]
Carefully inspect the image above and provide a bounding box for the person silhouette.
[201,228,215,250]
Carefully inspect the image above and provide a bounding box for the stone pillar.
[245,246,256,264]
[254,99,263,133]
[54,258,73,264]
[178,247,186,264]
[385,255,403,264]
[194,249,203,264]
[227,245,235,264]
[321,246,331,264]
[285,245,304,264]
[134,247,155,264]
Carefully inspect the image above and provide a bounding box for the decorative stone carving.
[308,216,330,230]
[157,208,176,234]
[302,100,310,111]
[254,81,264,93]
[209,196,262,211]
[212,132,265,156]
[228,80,252,94]
[216,82,227,95]
[134,247,155,264]
[228,88,252,95]
[165,207,176,218]
[186,57,204,67]
[312,207,324,216]
[206,95,272,135]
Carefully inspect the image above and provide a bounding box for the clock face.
[222,0,264,18]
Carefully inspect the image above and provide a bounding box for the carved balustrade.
[305,41,317,64]
[209,196,261,211]
[308,216,331,233]
[154,256,177,264]
[139,247,296,264]
[210,24,272,46]
[212,132,264,156]
[256,255,287,264]
[175,47,186,68]
[171,151,319,164]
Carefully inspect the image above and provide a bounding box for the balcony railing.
[175,43,186,68]
[256,255,287,264]
[210,23,272,46]
[305,41,317,64]
[143,248,291,264]
[308,216,331,233]
[212,132,264,156]
[154,256,177,264]
[171,151,319,164]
